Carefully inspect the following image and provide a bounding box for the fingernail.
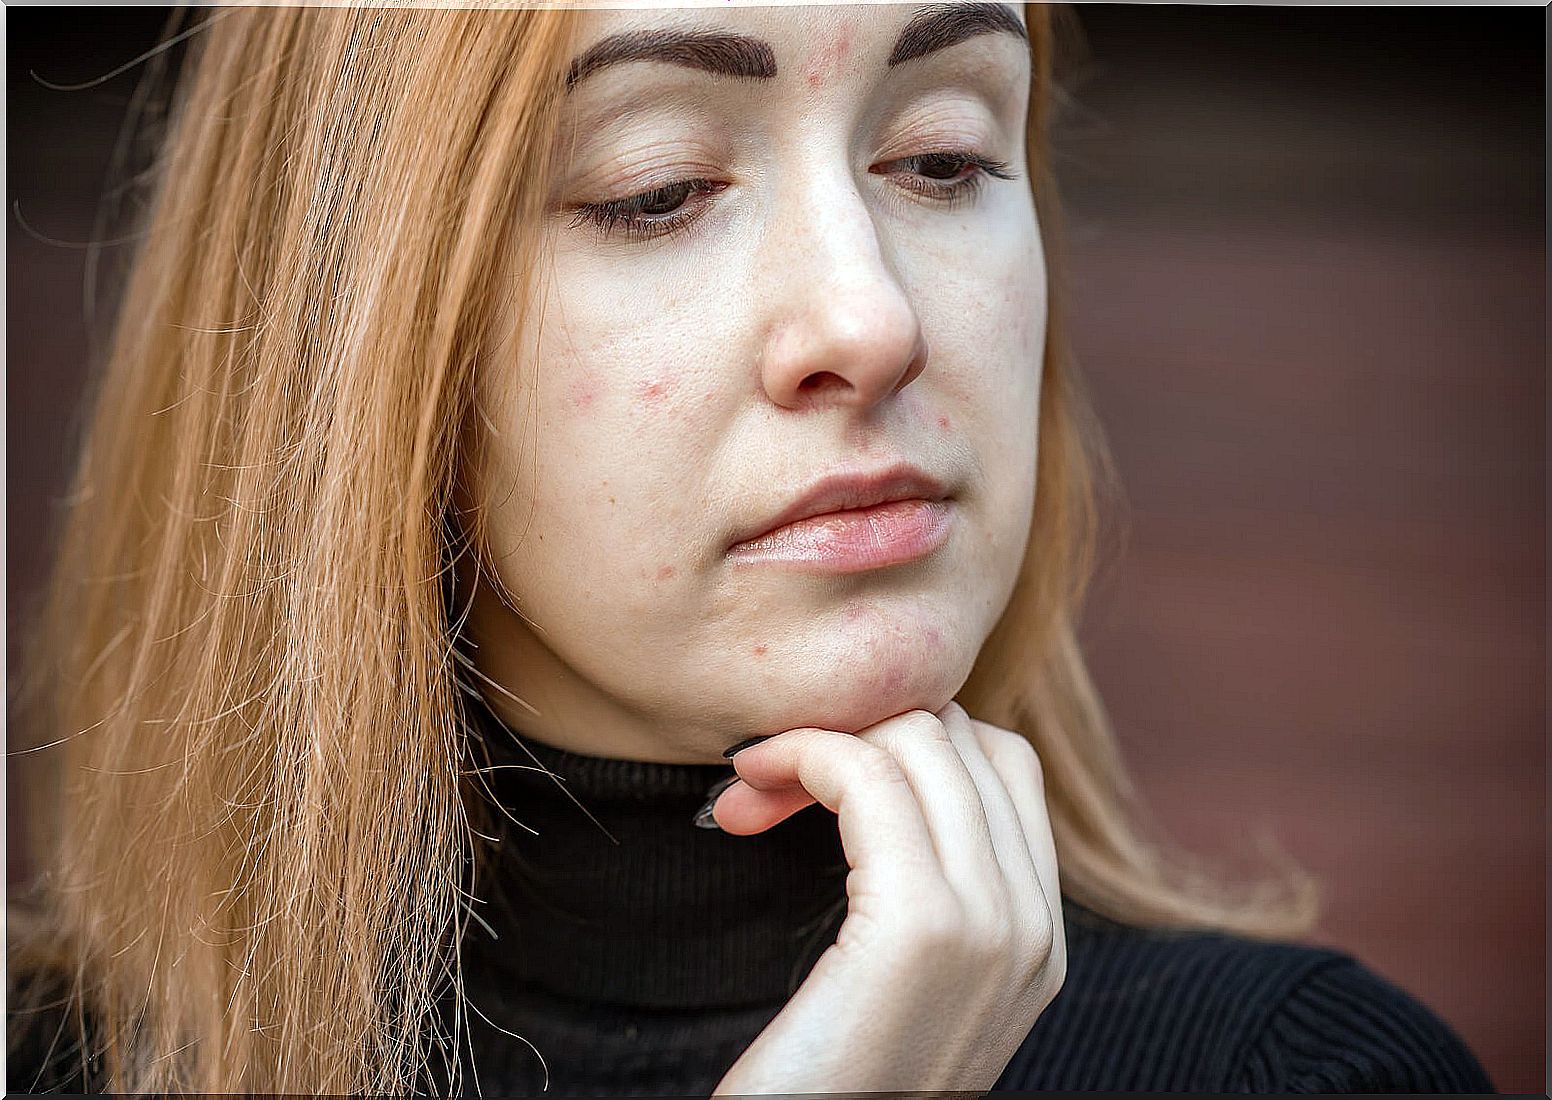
[691,799,721,830]
[721,734,773,759]
[692,773,739,830]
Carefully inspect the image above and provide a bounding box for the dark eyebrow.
[887,3,1029,68]
[565,30,776,92]
[564,3,1028,94]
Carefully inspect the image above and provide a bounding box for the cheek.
[983,226,1047,371]
[566,370,601,410]
[935,250,1046,424]
[506,326,719,588]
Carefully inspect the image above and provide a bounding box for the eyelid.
[566,145,1015,244]
[564,135,726,199]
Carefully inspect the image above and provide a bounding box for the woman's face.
[463,2,1045,761]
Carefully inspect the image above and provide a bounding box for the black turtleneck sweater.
[444,715,1496,1096]
[8,708,1499,1096]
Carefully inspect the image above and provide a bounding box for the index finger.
[725,726,943,897]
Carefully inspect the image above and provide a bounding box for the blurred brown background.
[7,6,1545,1094]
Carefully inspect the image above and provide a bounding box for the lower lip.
[727,498,954,573]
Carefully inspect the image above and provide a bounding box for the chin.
[781,650,967,735]
[724,594,981,735]
[803,691,958,736]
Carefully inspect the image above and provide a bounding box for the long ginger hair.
[9,5,1318,1094]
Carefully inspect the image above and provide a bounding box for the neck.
[462,701,850,1008]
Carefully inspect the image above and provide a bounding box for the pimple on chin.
[936,414,951,433]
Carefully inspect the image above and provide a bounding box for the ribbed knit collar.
[461,703,851,1010]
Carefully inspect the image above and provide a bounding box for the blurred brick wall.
[8,6,1544,1093]
[1055,8,1543,1093]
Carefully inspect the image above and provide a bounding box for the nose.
[756,170,928,412]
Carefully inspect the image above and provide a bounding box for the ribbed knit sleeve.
[1238,954,1497,1094]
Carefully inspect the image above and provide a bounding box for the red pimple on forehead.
[803,24,852,89]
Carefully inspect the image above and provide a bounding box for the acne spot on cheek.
[751,644,768,657]
[567,374,600,410]
[936,415,951,433]
[656,564,676,581]
[924,625,943,649]
[636,379,669,404]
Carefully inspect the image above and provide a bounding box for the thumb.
[701,780,818,835]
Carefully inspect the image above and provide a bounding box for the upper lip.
[728,462,951,549]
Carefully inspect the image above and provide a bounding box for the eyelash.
[566,150,1017,244]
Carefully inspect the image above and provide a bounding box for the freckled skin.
[458,5,1044,763]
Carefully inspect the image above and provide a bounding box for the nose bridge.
[757,150,926,407]
[783,157,908,326]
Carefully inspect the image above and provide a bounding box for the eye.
[567,178,726,245]
[566,148,1016,245]
[880,149,1017,209]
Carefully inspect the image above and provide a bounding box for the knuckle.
[994,729,1044,781]
[938,699,971,727]
[1005,924,1055,986]
[899,709,953,745]
[861,710,954,763]
[853,744,908,786]
[1015,911,1055,970]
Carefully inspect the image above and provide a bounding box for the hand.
[706,701,1067,1095]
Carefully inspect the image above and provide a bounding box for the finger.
[849,709,1005,906]
[728,726,944,900]
[970,718,1066,971]
[935,702,1043,923]
[711,780,817,835]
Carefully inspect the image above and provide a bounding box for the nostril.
[797,370,849,393]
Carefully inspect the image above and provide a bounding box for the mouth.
[727,463,956,574]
